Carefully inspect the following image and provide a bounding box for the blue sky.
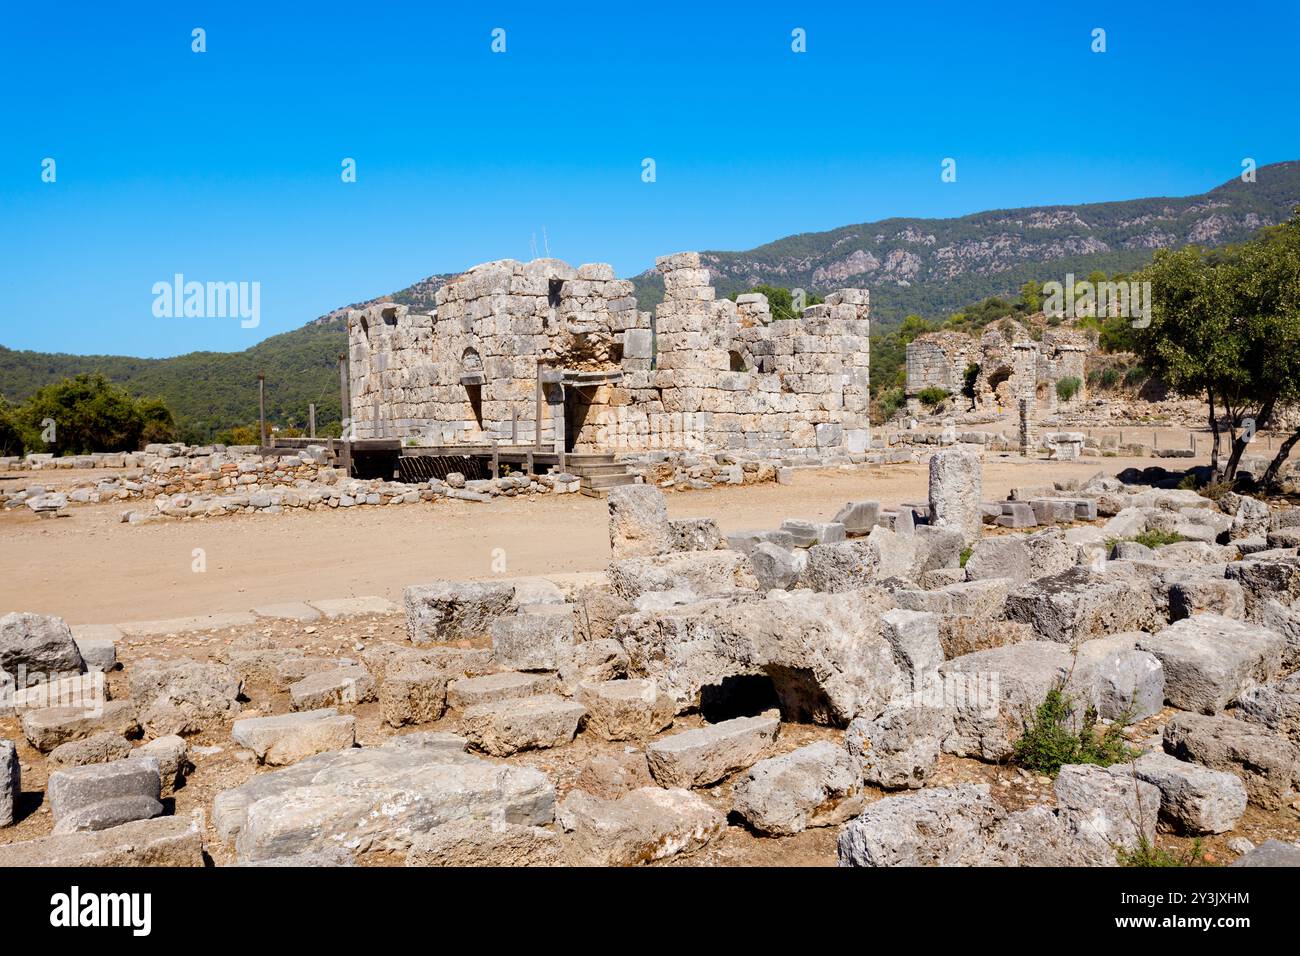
[1,1,1297,358]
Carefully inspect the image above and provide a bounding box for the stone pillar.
[928,448,983,545]
[1018,398,1033,457]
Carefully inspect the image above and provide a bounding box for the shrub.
[1012,682,1137,777]
[1123,365,1148,387]
[9,374,178,454]
[1131,529,1187,549]
[876,387,906,422]
[1055,376,1082,403]
[1119,837,1213,868]
[917,386,949,408]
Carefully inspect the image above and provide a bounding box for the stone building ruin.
[904,319,1092,416]
[346,252,871,456]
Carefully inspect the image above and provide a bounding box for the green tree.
[1136,211,1300,482]
[11,373,178,455]
[0,398,23,455]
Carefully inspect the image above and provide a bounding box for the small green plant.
[1122,365,1148,387]
[959,546,973,568]
[1055,376,1082,402]
[1119,836,1213,868]
[1131,529,1187,549]
[917,386,949,408]
[1012,682,1138,776]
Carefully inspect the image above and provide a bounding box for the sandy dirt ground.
[1,453,1203,625]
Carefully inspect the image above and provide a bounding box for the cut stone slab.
[645,713,779,788]
[2,671,107,716]
[1004,566,1160,644]
[232,708,357,766]
[461,695,587,756]
[1230,839,1300,867]
[70,624,120,672]
[577,679,674,741]
[557,640,629,692]
[361,643,493,682]
[833,501,881,536]
[938,642,1073,761]
[964,536,1033,582]
[837,784,1004,867]
[48,758,162,834]
[308,596,399,619]
[133,735,189,795]
[447,671,557,710]
[1126,752,1247,835]
[608,550,759,602]
[1136,615,1284,714]
[731,741,865,835]
[1163,712,1300,810]
[1167,578,1245,621]
[0,611,84,677]
[252,601,322,622]
[1067,634,1165,722]
[379,663,448,727]
[557,786,725,866]
[128,657,243,736]
[608,483,675,559]
[1053,763,1158,863]
[47,731,133,770]
[21,700,140,753]
[846,697,954,790]
[117,612,256,636]
[1236,673,1300,744]
[214,738,555,862]
[747,541,800,590]
[404,580,516,644]
[0,813,205,867]
[1,739,17,826]
[289,665,376,712]
[406,818,561,867]
[490,605,576,671]
[780,519,846,548]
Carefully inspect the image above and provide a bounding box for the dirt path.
[0,454,1194,625]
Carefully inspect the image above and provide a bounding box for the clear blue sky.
[2,1,1297,358]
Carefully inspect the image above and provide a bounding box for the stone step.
[565,462,629,477]
[583,473,636,491]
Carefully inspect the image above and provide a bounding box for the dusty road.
[0,454,1197,625]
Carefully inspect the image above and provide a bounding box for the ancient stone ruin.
[346,252,872,455]
[905,318,1092,415]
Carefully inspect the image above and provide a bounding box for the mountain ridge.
[3,162,1297,439]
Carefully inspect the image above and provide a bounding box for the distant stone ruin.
[905,318,1092,416]
[346,252,871,455]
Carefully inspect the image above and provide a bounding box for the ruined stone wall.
[905,332,978,414]
[348,253,870,455]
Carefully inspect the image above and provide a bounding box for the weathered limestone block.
[1,739,17,826]
[577,679,674,741]
[938,642,1073,761]
[461,695,586,756]
[846,697,954,790]
[645,713,780,788]
[1004,566,1160,644]
[833,501,881,536]
[128,658,243,736]
[0,813,205,867]
[21,700,139,753]
[0,611,85,678]
[380,663,449,727]
[780,519,847,548]
[289,665,377,712]
[1053,764,1158,864]
[1066,634,1165,721]
[1136,615,1284,713]
[608,550,759,602]
[406,818,561,867]
[447,671,557,710]
[48,758,163,834]
[218,739,554,862]
[1163,712,1300,810]
[405,580,516,645]
[132,735,189,795]
[490,605,576,671]
[837,784,1004,867]
[747,542,800,590]
[1231,840,1300,867]
[1236,671,1300,743]
[556,786,725,866]
[880,609,943,695]
[1167,577,1245,621]
[608,484,675,559]
[669,517,724,552]
[47,732,133,770]
[731,741,866,835]
[964,536,1033,582]
[232,708,357,765]
[928,449,983,545]
[1127,752,1247,834]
